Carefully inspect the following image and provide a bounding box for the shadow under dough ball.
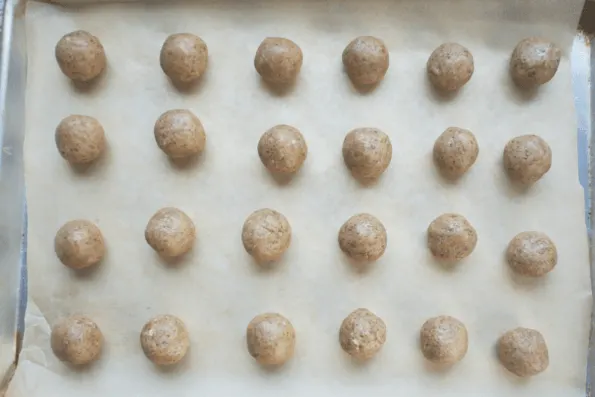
[154,109,206,159]
[339,308,386,360]
[242,208,291,263]
[55,115,106,165]
[498,327,549,377]
[510,37,561,89]
[246,313,296,366]
[254,37,303,85]
[342,128,392,181]
[140,314,190,366]
[258,125,307,174]
[420,316,468,365]
[51,315,103,365]
[55,30,106,83]
[506,231,557,277]
[342,36,389,86]
[338,213,387,263]
[503,135,552,185]
[54,220,105,270]
[160,33,208,85]
[427,43,474,92]
[145,207,196,258]
[433,127,479,179]
[427,213,477,261]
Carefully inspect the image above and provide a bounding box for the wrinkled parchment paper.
[9,0,591,396]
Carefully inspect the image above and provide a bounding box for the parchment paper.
[8,0,591,396]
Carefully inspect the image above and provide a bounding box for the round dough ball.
[246,313,296,366]
[242,209,291,263]
[510,37,561,88]
[427,213,477,261]
[160,33,208,85]
[258,125,307,174]
[503,135,552,185]
[342,128,392,180]
[498,327,549,377]
[338,213,387,262]
[420,316,468,364]
[254,37,303,85]
[154,109,206,159]
[342,36,389,86]
[55,30,106,83]
[427,43,474,92]
[339,308,386,360]
[506,231,557,277]
[51,315,103,365]
[145,207,195,258]
[433,127,479,179]
[54,220,105,270]
[140,314,190,366]
[55,115,106,165]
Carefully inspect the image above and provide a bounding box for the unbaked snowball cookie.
[427,43,474,92]
[433,127,479,179]
[338,213,387,262]
[506,231,557,277]
[258,125,307,174]
[342,36,389,86]
[503,135,552,185]
[254,37,303,85]
[140,315,190,366]
[246,313,296,366]
[510,37,561,88]
[420,316,468,365]
[160,33,208,85]
[427,213,477,261]
[339,308,387,360]
[55,30,106,83]
[498,327,549,377]
[145,207,196,258]
[342,128,392,180]
[51,315,103,365]
[54,220,105,270]
[154,109,206,159]
[55,115,106,165]
[242,209,291,263]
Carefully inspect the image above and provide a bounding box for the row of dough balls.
[56,114,552,185]
[55,209,557,278]
[51,311,549,378]
[56,30,560,91]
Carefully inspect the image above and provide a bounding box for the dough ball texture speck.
[51,315,103,365]
[246,313,296,366]
[420,316,468,364]
[507,231,557,277]
[145,207,196,258]
[254,37,303,85]
[433,127,479,179]
[338,213,387,262]
[258,125,307,174]
[242,209,291,263]
[339,308,387,360]
[154,109,206,159]
[55,30,106,83]
[498,327,549,377]
[55,115,106,165]
[503,135,552,185]
[343,128,392,180]
[510,37,561,88]
[342,36,389,86]
[54,220,105,270]
[160,33,208,85]
[140,314,190,366]
[427,43,474,92]
[427,213,477,261]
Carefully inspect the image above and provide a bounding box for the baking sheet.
[7,0,591,396]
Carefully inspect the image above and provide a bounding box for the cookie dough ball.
[145,207,195,258]
[339,308,386,360]
[140,314,190,366]
[55,115,106,165]
[154,109,206,159]
[433,127,479,179]
[503,135,552,185]
[427,43,474,92]
[246,313,296,366]
[55,30,106,83]
[510,37,561,88]
[506,231,557,277]
[160,33,208,85]
[51,315,103,365]
[54,220,105,270]
[420,316,468,365]
[258,125,307,174]
[338,213,387,262]
[342,36,389,86]
[342,128,392,180]
[254,37,303,85]
[242,209,291,263]
[427,213,477,261]
[498,327,549,377]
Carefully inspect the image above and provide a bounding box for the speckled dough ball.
[338,213,387,262]
[154,109,206,159]
[258,125,307,174]
[339,308,386,360]
[145,207,196,258]
[51,315,103,365]
[140,314,190,366]
[342,128,392,180]
[510,37,561,88]
[54,220,105,270]
[160,33,208,85]
[498,327,549,377]
[506,231,557,277]
[246,313,296,366]
[433,127,479,179]
[503,135,552,185]
[242,209,291,263]
[342,36,389,86]
[427,43,474,92]
[254,37,303,85]
[55,115,106,165]
[55,30,106,83]
[427,213,477,261]
[420,316,468,365]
